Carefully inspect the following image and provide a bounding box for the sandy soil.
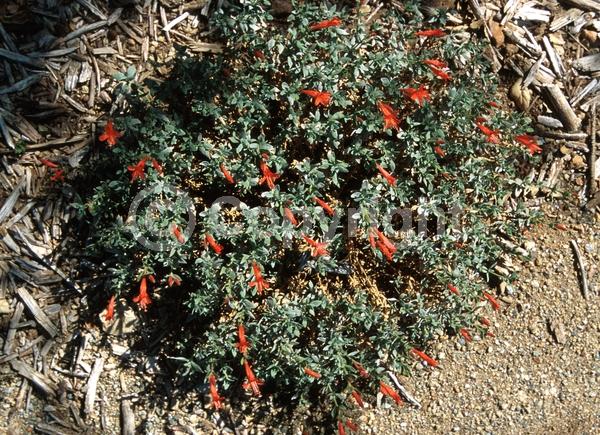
[365,206,600,434]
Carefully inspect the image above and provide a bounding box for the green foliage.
[77,0,542,428]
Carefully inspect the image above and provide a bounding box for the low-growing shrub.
[77,0,541,430]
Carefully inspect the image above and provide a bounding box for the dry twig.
[570,240,590,300]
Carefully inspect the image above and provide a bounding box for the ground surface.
[367,205,600,434]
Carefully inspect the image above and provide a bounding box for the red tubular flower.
[209,374,223,410]
[380,381,403,406]
[151,158,163,175]
[249,262,270,295]
[401,85,431,106]
[254,49,265,60]
[205,234,224,255]
[415,29,446,38]
[338,421,346,435]
[351,390,365,408]
[258,161,280,190]
[242,360,264,396]
[309,17,342,31]
[302,234,329,258]
[99,119,123,147]
[220,163,235,184]
[424,59,452,81]
[434,145,446,157]
[447,283,460,295]
[133,276,152,311]
[236,324,249,354]
[480,317,491,327]
[50,169,65,182]
[368,231,376,248]
[376,229,397,254]
[352,361,370,378]
[430,66,452,81]
[313,196,334,217]
[483,292,500,311]
[515,134,542,155]
[376,240,394,261]
[171,223,185,244]
[488,101,500,108]
[284,207,298,226]
[104,295,115,321]
[459,328,473,342]
[345,420,358,432]
[304,367,321,379]
[476,122,500,144]
[301,89,332,107]
[167,275,181,287]
[424,59,448,69]
[411,348,438,367]
[377,101,400,131]
[375,163,397,186]
[127,158,147,182]
[369,228,396,261]
[40,158,59,168]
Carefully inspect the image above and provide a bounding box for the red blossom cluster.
[99,119,123,147]
[375,163,397,186]
[302,234,329,258]
[249,262,270,295]
[368,228,397,261]
[126,157,163,183]
[301,89,332,107]
[40,158,65,182]
[309,17,342,31]
[132,275,153,311]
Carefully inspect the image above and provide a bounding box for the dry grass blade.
[515,2,551,22]
[0,107,43,142]
[572,53,600,73]
[84,358,104,415]
[0,48,45,68]
[589,103,597,196]
[0,22,18,52]
[121,400,135,435]
[5,201,36,228]
[163,12,190,31]
[559,0,600,13]
[542,36,565,77]
[0,114,15,149]
[16,287,58,337]
[0,74,44,96]
[189,42,224,53]
[570,79,599,108]
[33,47,79,58]
[569,240,590,300]
[61,20,108,44]
[11,227,83,294]
[3,302,24,354]
[76,0,107,20]
[0,177,26,223]
[10,359,58,397]
[542,84,582,131]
